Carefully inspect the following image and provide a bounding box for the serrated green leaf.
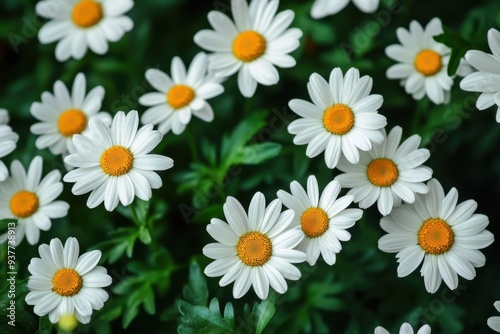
[182,261,208,307]
[177,298,237,334]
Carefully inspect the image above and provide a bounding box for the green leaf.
[220,111,268,167]
[138,225,152,245]
[39,315,53,331]
[177,298,237,334]
[251,292,277,334]
[433,26,475,76]
[232,143,282,165]
[182,261,209,307]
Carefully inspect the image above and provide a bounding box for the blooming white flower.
[203,192,306,299]
[277,176,362,265]
[385,18,455,105]
[25,237,112,324]
[335,126,433,215]
[460,28,500,122]
[64,110,173,211]
[288,67,387,169]
[139,53,224,135]
[36,0,134,61]
[311,0,379,19]
[0,156,69,246]
[488,301,500,332]
[0,109,19,181]
[31,73,111,157]
[375,323,431,334]
[194,0,302,97]
[378,179,494,293]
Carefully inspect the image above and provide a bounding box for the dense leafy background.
[1,0,500,333]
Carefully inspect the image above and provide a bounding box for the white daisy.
[0,109,19,181]
[335,126,433,216]
[385,18,454,105]
[277,176,362,266]
[194,0,302,97]
[378,179,494,293]
[203,192,306,300]
[63,110,174,212]
[139,52,224,135]
[288,67,387,169]
[375,323,431,334]
[488,301,500,332]
[460,28,500,122]
[25,237,112,324]
[0,156,69,246]
[36,0,134,62]
[30,73,111,156]
[311,0,379,19]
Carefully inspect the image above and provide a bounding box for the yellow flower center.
[323,104,355,135]
[52,268,83,297]
[10,191,39,218]
[418,218,454,254]
[167,85,195,109]
[301,207,329,238]
[232,30,267,62]
[57,109,87,137]
[100,146,134,176]
[72,0,103,28]
[414,49,442,76]
[237,231,272,266]
[367,158,399,187]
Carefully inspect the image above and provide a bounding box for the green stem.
[186,128,199,162]
[129,202,140,226]
[410,98,429,135]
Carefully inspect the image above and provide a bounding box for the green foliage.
[2,0,500,333]
[433,26,475,76]
[177,261,278,334]
[175,110,282,210]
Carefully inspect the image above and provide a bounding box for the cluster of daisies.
[0,0,499,331]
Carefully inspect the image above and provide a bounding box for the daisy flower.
[288,67,387,169]
[488,301,500,332]
[460,28,500,122]
[375,323,431,334]
[203,192,306,300]
[36,0,134,61]
[25,237,112,324]
[63,110,174,212]
[311,0,379,19]
[194,0,302,97]
[0,109,19,181]
[0,156,69,246]
[385,18,454,105]
[139,52,224,135]
[378,179,494,293]
[335,126,433,216]
[277,176,362,266]
[31,73,111,156]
